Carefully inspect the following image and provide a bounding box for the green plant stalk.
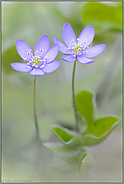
[33,77,40,139]
[72,60,79,132]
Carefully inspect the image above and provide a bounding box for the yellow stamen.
[73,45,81,55]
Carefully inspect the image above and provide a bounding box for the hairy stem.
[33,77,40,139]
[72,60,79,132]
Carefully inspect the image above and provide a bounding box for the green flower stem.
[33,77,40,139]
[72,60,79,132]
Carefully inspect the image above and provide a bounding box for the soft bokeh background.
[1,1,122,182]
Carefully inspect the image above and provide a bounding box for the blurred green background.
[1,1,122,182]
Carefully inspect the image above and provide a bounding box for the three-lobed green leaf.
[50,90,120,147]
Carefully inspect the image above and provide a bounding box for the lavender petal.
[61,55,76,63]
[62,22,76,47]
[11,63,33,72]
[78,26,95,47]
[29,68,45,76]
[77,56,94,64]
[34,35,50,58]
[85,44,106,58]
[16,40,33,61]
[44,44,59,63]
[53,37,69,54]
[42,60,61,73]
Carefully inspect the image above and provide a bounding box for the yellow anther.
[73,45,82,55]
[32,57,41,66]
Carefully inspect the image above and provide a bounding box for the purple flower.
[11,35,61,76]
[53,23,106,64]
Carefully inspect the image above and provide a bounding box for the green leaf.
[51,124,83,146]
[92,116,120,136]
[44,143,86,162]
[80,2,122,33]
[52,88,120,146]
[82,116,120,146]
[76,90,96,126]
[51,115,120,147]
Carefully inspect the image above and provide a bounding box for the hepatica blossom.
[11,35,61,76]
[53,23,106,64]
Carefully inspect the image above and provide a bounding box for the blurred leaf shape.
[2,45,22,74]
[77,152,89,176]
[46,152,89,181]
[44,142,86,162]
[46,163,79,181]
[80,2,122,33]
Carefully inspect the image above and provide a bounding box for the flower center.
[73,45,82,55]
[67,39,90,57]
[32,56,41,67]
